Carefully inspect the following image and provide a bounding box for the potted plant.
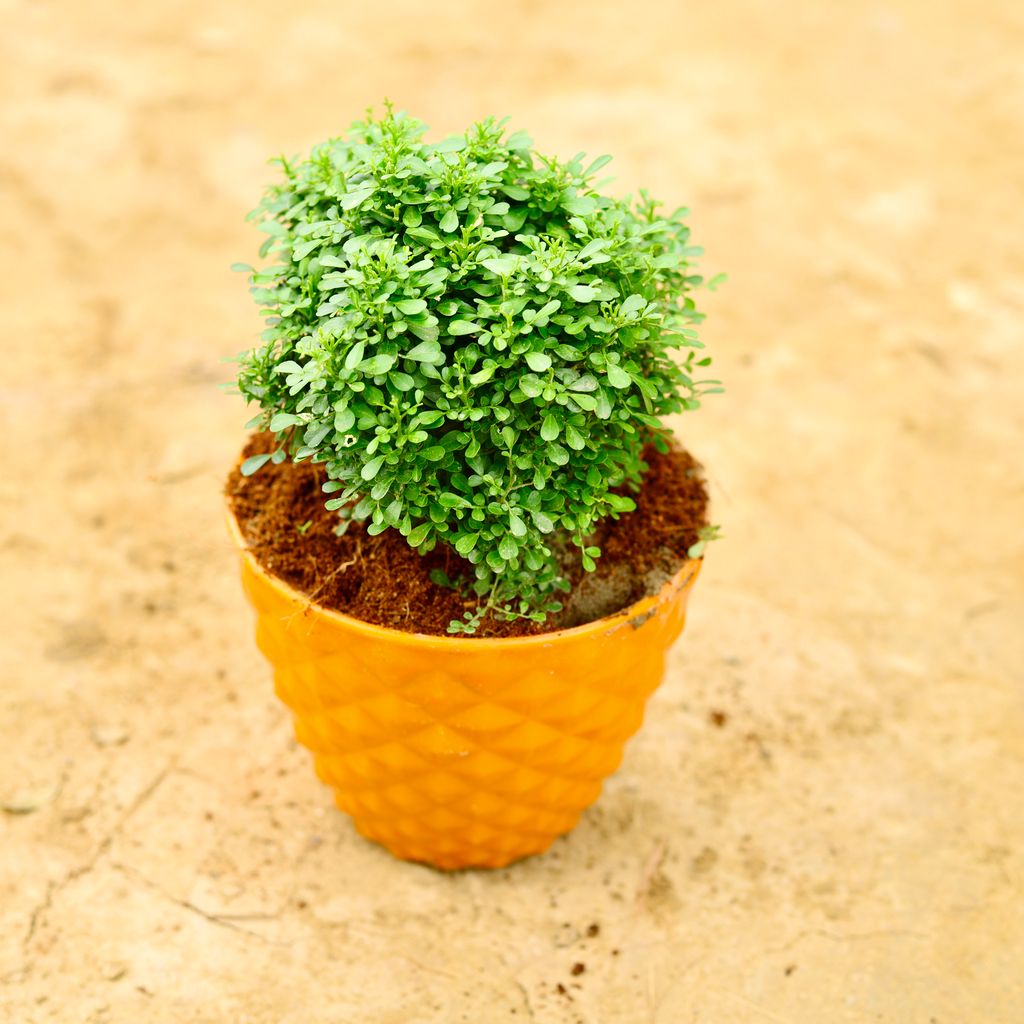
[226,105,721,869]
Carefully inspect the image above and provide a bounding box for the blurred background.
[2,1,1021,1021]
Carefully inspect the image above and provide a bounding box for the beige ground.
[1,1,1022,1020]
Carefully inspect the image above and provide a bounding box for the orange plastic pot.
[227,507,702,870]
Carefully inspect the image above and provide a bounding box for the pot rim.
[226,500,701,650]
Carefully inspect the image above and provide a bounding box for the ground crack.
[111,862,288,946]
[14,763,175,973]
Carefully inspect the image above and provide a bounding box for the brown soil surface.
[226,434,708,637]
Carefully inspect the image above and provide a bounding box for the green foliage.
[686,523,723,560]
[233,104,721,633]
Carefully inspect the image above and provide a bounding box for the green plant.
[686,523,723,560]
[233,104,721,633]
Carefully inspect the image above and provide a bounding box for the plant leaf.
[240,453,271,476]
[406,339,443,362]
[540,414,559,441]
[361,456,385,481]
[606,363,631,389]
[408,522,431,546]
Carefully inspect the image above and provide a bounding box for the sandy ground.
[1,1,1022,1021]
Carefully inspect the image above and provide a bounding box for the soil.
[225,434,708,637]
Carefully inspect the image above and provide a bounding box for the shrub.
[233,104,720,633]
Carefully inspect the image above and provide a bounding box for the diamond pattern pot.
[228,508,701,869]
